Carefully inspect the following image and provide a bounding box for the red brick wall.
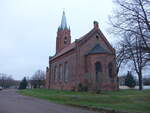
[46,24,118,91]
[47,50,77,90]
[75,29,118,91]
[56,29,71,53]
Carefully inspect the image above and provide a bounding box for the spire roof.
[59,11,68,30]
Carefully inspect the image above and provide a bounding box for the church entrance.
[95,61,102,90]
[95,62,102,82]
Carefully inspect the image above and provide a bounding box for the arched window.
[59,64,63,81]
[95,62,102,82]
[54,66,57,82]
[58,64,61,81]
[64,37,67,44]
[64,62,68,82]
[108,62,113,78]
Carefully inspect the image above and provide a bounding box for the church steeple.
[58,11,69,30]
[56,11,71,54]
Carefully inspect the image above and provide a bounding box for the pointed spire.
[59,11,68,30]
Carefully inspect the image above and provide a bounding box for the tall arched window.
[54,66,57,82]
[58,64,61,81]
[95,62,102,82]
[59,64,63,81]
[64,62,68,82]
[108,62,113,78]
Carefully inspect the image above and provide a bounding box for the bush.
[125,71,136,88]
[77,83,88,92]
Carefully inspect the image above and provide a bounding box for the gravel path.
[0,89,100,113]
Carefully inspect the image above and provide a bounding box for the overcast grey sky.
[0,0,116,80]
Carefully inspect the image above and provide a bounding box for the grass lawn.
[18,89,150,113]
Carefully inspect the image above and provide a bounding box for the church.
[45,11,118,91]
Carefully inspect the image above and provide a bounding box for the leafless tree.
[122,34,148,90]
[110,0,150,53]
[109,0,150,90]
[30,70,45,88]
[115,45,127,75]
[0,73,17,88]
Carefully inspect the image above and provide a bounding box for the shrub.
[77,83,88,92]
[125,71,136,88]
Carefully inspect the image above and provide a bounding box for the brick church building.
[46,11,118,91]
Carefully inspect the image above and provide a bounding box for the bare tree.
[115,45,127,75]
[30,70,45,88]
[121,34,148,90]
[0,73,17,88]
[110,0,150,53]
[109,0,150,90]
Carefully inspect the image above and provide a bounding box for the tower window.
[64,37,67,44]
[96,35,99,40]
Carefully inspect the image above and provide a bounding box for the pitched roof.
[51,26,114,60]
[51,42,75,60]
[87,44,110,55]
[78,29,95,42]
[50,28,96,61]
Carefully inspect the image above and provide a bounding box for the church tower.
[56,11,71,53]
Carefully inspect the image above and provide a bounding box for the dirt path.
[0,89,100,113]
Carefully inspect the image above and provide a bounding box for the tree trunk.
[138,71,143,90]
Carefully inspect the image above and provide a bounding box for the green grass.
[18,89,150,113]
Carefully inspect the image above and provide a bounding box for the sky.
[0,0,116,80]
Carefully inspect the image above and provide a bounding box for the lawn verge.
[18,89,150,113]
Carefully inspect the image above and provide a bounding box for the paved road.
[0,89,100,113]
